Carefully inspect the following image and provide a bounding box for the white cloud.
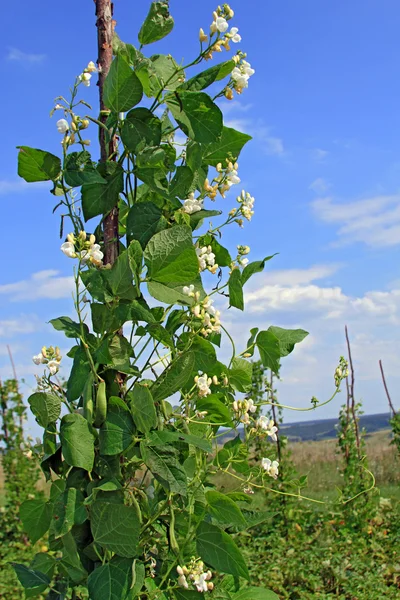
[0,270,74,302]
[312,194,400,247]
[312,148,329,161]
[309,178,330,194]
[224,115,285,157]
[0,179,49,196]
[7,47,46,63]
[0,317,40,337]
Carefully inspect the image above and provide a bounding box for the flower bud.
[80,119,90,130]
[71,121,77,132]
[207,582,214,590]
[67,233,75,243]
[225,87,234,100]
[82,139,91,146]
[212,375,219,385]
[86,61,98,73]
[199,28,208,42]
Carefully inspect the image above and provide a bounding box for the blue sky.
[1,0,400,432]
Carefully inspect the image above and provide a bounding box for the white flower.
[246,399,257,413]
[226,162,240,186]
[239,257,249,267]
[24,449,33,460]
[243,486,254,495]
[79,72,92,86]
[178,574,189,589]
[229,27,241,42]
[193,573,208,593]
[238,190,255,221]
[32,353,44,365]
[196,246,217,272]
[183,284,195,297]
[242,59,255,77]
[86,61,97,73]
[89,243,104,265]
[56,119,69,134]
[231,60,255,92]
[262,457,279,479]
[61,241,76,258]
[195,373,212,397]
[183,192,203,214]
[47,360,60,376]
[215,16,229,32]
[257,416,278,441]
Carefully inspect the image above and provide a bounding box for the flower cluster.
[177,559,213,593]
[237,189,255,221]
[195,373,213,397]
[256,416,278,441]
[237,244,250,267]
[183,192,204,214]
[61,231,104,266]
[196,245,218,274]
[231,58,255,93]
[261,457,279,479]
[334,356,350,387]
[232,398,257,424]
[183,287,222,337]
[78,60,97,87]
[32,346,62,376]
[199,5,241,60]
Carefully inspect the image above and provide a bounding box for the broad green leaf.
[104,55,143,112]
[66,346,91,401]
[28,392,61,428]
[256,330,281,374]
[267,325,308,357]
[30,553,56,580]
[20,499,52,544]
[107,334,135,373]
[174,590,205,600]
[64,151,106,187]
[50,315,86,338]
[202,126,252,166]
[178,334,216,373]
[196,395,233,427]
[60,413,95,471]
[206,490,246,528]
[81,161,124,221]
[149,54,184,95]
[196,521,249,579]
[141,442,187,495]
[169,166,194,199]
[245,327,259,357]
[138,1,174,45]
[88,557,141,600]
[229,268,244,310]
[241,255,276,285]
[17,146,61,182]
[12,563,50,594]
[190,209,222,230]
[144,322,173,348]
[126,201,167,248]
[147,429,212,453]
[229,358,252,393]
[121,107,162,152]
[91,501,140,557]
[167,91,223,143]
[181,60,235,91]
[152,351,195,401]
[210,238,232,267]
[102,249,137,300]
[233,589,279,600]
[147,276,205,305]
[145,225,199,284]
[129,385,157,433]
[99,396,135,455]
[52,488,87,537]
[60,532,87,583]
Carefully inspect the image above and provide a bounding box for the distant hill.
[279,412,392,442]
[219,413,392,444]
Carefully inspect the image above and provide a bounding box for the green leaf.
[28,392,61,428]
[189,209,222,230]
[206,490,246,528]
[138,1,174,45]
[99,396,135,455]
[229,358,253,393]
[103,249,137,300]
[196,395,233,427]
[169,165,195,199]
[64,151,106,187]
[229,268,244,310]
[141,442,187,495]
[81,161,124,220]
[179,334,216,373]
[60,413,95,471]
[202,126,252,166]
[104,55,143,112]
[67,346,90,401]
[91,501,140,557]
[20,499,52,544]
[129,385,157,433]
[174,591,205,600]
[60,532,87,583]
[181,60,234,91]
[107,334,135,373]
[196,521,249,579]
[152,351,195,401]
[121,107,162,152]
[232,589,280,600]
[30,553,56,580]
[267,326,309,357]
[256,331,281,374]
[147,276,205,305]
[245,327,259,357]
[210,238,231,267]
[17,146,61,182]
[50,315,85,338]
[126,201,167,248]
[167,92,223,143]
[12,563,50,593]
[147,430,212,453]
[88,557,140,600]
[149,54,183,94]
[241,255,276,285]
[145,225,199,284]
[52,488,87,537]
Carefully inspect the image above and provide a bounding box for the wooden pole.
[379,359,396,417]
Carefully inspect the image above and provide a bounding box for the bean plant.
[13,2,347,599]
